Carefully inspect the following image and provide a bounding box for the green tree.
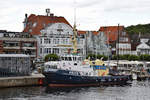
[44,54,59,62]
[139,54,150,61]
[86,54,108,61]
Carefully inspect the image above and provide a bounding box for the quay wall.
[0,74,45,88]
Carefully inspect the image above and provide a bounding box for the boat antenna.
[74,0,76,28]
[117,23,120,68]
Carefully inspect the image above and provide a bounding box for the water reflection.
[0,81,150,100]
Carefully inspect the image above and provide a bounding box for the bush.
[112,54,140,61]
[139,54,150,61]
[44,54,59,62]
[86,54,108,61]
[128,55,139,61]
[112,55,117,60]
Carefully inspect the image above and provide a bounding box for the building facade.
[85,31,110,56]
[0,54,31,77]
[99,26,131,55]
[38,23,86,58]
[136,38,150,55]
[0,30,37,60]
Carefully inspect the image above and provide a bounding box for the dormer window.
[58,24,62,29]
[32,22,37,27]
[29,29,32,33]
[57,24,63,33]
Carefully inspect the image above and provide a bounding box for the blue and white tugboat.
[43,58,131,87]
[42,23,131,87]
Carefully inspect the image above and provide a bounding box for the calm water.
[0,81,150,100]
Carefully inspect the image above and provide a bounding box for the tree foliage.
[44,54,59,62]
[139,54,150,61]
[86,54,108,61]
[125,24,150,34]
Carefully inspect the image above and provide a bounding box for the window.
[40,39,42,44]
[122,32,126,36]
[44,38,50,44]
[53,39,56,44]
[48,39,51,44]
[32,22,37,27]
[48,48,51,54]
[65,39,68,44]
[52,48,59,54]
[23,43,34,47]
[29,29,32,33]
[57,39,59,44]
[40,48,42,54]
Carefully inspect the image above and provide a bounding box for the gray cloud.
[0,0,150,31]
[75,0,103,8]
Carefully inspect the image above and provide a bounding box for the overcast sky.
[0,0,150,32]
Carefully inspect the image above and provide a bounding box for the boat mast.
[71,1,78,54]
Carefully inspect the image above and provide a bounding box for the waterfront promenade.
[0,74,44,88]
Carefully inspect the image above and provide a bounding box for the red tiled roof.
[77,30,99,35]
[91,31,99,35]
[77,30,86,35]
[99,26,124,43]
[23,14,72,35]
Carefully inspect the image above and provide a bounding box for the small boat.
[42,56,131,87]
[132,73,137,80]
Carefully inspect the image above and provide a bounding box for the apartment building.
[0,30,37,60]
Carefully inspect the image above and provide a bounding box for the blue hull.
[43,70,131,87]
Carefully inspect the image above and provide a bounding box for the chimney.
[50,13,54,17]
[25,13,28,18]
[23,13,28,29]
[46,8,50,16]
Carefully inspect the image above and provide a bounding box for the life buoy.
[82,61,85,65]
[38,79,43,85]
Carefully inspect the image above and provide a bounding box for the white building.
[85,31,110,56]
[37,23,86,58]
[136,38,150,55]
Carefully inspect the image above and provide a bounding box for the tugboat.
[43,58,131,87]
[42,23,131,87]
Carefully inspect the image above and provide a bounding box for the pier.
[0,74,45,88]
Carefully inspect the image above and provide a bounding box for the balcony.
[22,47,36,50]
[3,47,20,49]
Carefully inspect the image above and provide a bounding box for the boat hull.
[43,70,131,87]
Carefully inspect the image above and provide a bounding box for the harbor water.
[0,81,150,100]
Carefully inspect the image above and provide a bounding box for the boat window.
[74,63,77,65]
[128,64,132,67]
[147,64,150,68]
[78,57,82,61]
[138,64,143,67]
[65,57,68,61]
[61,57,64,60]
[92,62,95,65]
[73,57,76,61]
[68,57,72,61]
[46,65,57,69]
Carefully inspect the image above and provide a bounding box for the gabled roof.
[137,42,150,49]
[23,14,72,35]
[77,30,99,36]
[99,26,124,43]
